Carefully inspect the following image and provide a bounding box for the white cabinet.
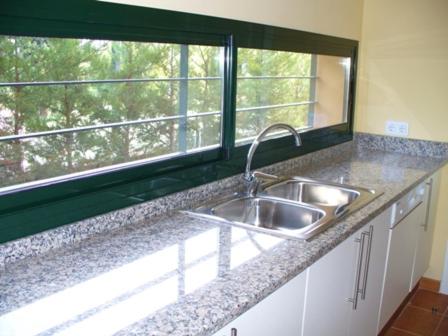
[302,208,391,336]
[213,172,441,336]
[212,270,306,336]
[349,209,391,336]
[379,172,441,331]
[412,173,441,288]
[379,202,421,329]
[302,233,356,336]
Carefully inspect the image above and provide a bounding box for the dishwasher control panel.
[390,182,426,228]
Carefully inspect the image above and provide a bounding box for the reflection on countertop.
[0,216,283,336]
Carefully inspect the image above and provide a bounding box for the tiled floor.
[385,288,448,336]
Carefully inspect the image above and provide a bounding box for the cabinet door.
[412,173,440,287]
[349,208,391,336]
[212,270,306,336]
[379,203,422,330]
[302,234,358,336]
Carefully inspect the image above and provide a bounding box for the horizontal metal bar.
[236,101,316,113]
[0,111,221,142]
[0,101,314,142]
[0,143,220,196]
[0,75,317,88]
[0,77,222,88]
[237,75,317,80]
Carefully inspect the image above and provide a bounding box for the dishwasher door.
[379,200,423,330]
[411,179,436,289]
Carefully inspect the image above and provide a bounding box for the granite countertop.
[0,145,446,336]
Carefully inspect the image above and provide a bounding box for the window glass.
[236,48,350,144]
[0,36,224,190]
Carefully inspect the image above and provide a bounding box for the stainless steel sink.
[214,196,325,234]
[185,123,382,240]
[261,177,377,217]
[189,195,328,240]
[263,180,359,207]
[184,176,381,240]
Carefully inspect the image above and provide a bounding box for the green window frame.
[0,0,358,243]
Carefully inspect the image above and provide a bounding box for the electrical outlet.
[385,120,409,137]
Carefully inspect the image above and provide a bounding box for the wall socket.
[385,120,409,137]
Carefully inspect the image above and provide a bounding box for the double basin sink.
[185,176,380,240]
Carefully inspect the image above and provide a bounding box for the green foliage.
[0,36,312,188]
[236,48,312,142]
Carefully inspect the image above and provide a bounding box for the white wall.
[102,0,364,40]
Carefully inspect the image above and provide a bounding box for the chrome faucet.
[243,123,302,195]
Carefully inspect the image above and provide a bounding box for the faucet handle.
[244,171,279,196]
[252,171,279,181]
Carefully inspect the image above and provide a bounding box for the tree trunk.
[198,48,211,148]
[168,47,176,152]
[63,84,74,171]
[122,45,134,162]
[12,39,24,175]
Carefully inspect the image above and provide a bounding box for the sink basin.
[263,180,360,207]
[214,196,324,230]
[184,176,381,240]
[261,177,378,218]
[191,195,327,240]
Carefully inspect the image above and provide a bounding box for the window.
[236,48,350,144]
[0,36,224,191]
[0,1,357,243]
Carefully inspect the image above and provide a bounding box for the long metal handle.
[423,178,434,232]
[360,225,374,300]
[230,327,238,336]
[348,233,366,310]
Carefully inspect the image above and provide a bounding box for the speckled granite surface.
[0,140,353,268]
[356,132,448,158]
[1,142,447,336]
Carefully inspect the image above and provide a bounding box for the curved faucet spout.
[243,123,302,182]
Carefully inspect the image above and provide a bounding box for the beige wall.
[357,0,448,280]
[356,0,448,141]
[314,55,347,128]
[103,0,364,40]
